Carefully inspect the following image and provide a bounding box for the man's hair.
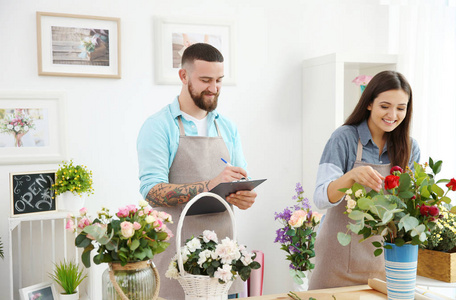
[181,43,224,67]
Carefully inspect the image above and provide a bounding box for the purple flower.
[295,182,304,194]
[274,227,292,244]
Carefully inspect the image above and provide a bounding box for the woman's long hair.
[344,70,413,169]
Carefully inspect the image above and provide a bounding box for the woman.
[308,70,421,289]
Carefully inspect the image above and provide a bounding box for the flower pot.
[58,193,86,213]
[291,271,309,292]
[384,243,418,300]
[102,260,159,300]
[417,248,456,282]
[59,290,79,300]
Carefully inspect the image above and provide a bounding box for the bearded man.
[137,43,257,299]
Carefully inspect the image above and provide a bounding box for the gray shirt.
[313,120,421,210]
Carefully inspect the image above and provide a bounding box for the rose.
[384,175,400,190]
[117,207,129,218]
[446,178,456,191]
[78,217,91,229]
[390,166,404,175]
[66,219,76,231]
[428,206,440,217]
[420,205,430,216]
[288,210,307,228]
[79,207,88,216]
[133,222,141,230]
[186,237,202,252]
[312,212,323,223]
[120,221,134,238]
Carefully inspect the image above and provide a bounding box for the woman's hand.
[349,166,384,192]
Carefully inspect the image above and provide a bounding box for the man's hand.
[226,190,257,210]
[207,166,247,190]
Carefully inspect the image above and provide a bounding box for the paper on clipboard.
[185,179,267,216]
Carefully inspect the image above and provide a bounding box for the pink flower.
[117,207,129,218]
[78,217,91,229]
[144,207,151,215]
[352,75,373,86]
[126,204,137,214]
[66,219,76,231]
[133,222,141,230]
[120,221,135,238]
[79,207,88,216]
[288,210,307,228]
[312,212,323,223]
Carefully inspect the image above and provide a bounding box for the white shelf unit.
[7,212,90,300]
[301,53,397,207]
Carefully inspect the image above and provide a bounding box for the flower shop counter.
[240,285,387,300]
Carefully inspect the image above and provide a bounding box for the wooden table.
[240,285,387,299]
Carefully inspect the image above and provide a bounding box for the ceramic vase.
[291,271,309,292]
[58,192,86,213]
[384,242,418,300]
[59,290,79,300]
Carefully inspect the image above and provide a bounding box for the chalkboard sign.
[10,171,57,216]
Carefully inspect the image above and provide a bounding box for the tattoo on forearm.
[146,182,206,207]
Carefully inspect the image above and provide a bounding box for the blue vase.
[360,85,366,93]
[384,242,418,300]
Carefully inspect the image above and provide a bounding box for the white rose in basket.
[166,230,261,283]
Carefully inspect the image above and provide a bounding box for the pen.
[221,158,251,180]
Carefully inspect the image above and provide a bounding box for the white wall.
[0,0,428,297]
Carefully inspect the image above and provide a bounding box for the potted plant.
[53,160,94,212]
[417,203,456,282]
[49,260,87,299]
[273,182,322,291]
[337,158,456,299]
[66,201,173,300]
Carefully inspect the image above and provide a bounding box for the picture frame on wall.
[19,281,57,300]
[36,11,121,78]
[0,91,66,165]
[154,16,236,85]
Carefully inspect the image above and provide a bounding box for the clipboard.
[185,178,267,216]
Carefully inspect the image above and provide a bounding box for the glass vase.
[102,260,159,300]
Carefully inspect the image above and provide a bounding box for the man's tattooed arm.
[146,180,212,207]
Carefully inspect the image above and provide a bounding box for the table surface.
[240,285,387,299]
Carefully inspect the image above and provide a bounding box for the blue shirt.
[137,97,247,199]
[313,120,421,210]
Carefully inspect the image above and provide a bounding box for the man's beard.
[188,80,219,112]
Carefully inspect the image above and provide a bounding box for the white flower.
[347,199,356,210]
[214,264,234,283]
[139,200,148,208]
[215,238,241,264]
[345,195,353,202]
[145,215,155,224]
[14,125,20,132]
[197,249,217,267]
[346,189,353,195]
[7,124,13,130]
[202,230,218,243]
[240,251,254,266]
[186,237,202,252]
[23,125,29,132]
[165,260,179,279]
[355,190,364,198]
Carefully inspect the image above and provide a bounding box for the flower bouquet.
[352,75,373,93]
[274,183,322,285]
[337,158,456,255]
[66,201,173,299]
[0,111,35,147]
[53,160,94,197]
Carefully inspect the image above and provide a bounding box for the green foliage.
[52,160,94,196]
[337,158,456,253]
[49,260,87,294]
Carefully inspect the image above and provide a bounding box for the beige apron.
[308,140,391,290]
[155,117,243,299]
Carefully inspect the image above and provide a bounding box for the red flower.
[384,175,400,190]
[428,206,439,217]
[419,205,430,216]
[411,195,416,200]
[390,166,403,175]
[446,178,456,191]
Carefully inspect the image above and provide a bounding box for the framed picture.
[10,171,57,217]
[0,91,66,164]
[154,16,236,85]
[19,282,57,300]
[37,11,121,78]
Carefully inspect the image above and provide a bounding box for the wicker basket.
[175,192,236,300]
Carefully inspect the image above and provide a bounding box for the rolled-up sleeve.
[409,138,421,169]
[137,116,175,199]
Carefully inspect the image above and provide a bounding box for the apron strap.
[177,116,222,137]
[356,139,363,162]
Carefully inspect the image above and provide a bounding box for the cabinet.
[301,53,397,205]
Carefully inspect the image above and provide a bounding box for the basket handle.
[176,192,237,276]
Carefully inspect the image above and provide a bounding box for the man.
[137,43,257,299]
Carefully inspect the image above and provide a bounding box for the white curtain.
[385,0,456,180]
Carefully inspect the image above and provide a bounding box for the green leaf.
[81,245,93,268]
[372,241,382,248]
[431,159,442,175]
[349,222,363,234]
[358,198,374,210]
[348,210,364,221]
[286,229,296,237]
[394,238,405,247]
[374,249,383,257]
[75,234,91,248]
[337,232,351,246]
[431,184,444,197]
[441,196,452,204]
[398,173,411,192]
[130,239,140,251]
[399,215,419,232]
[134,250,147,261]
